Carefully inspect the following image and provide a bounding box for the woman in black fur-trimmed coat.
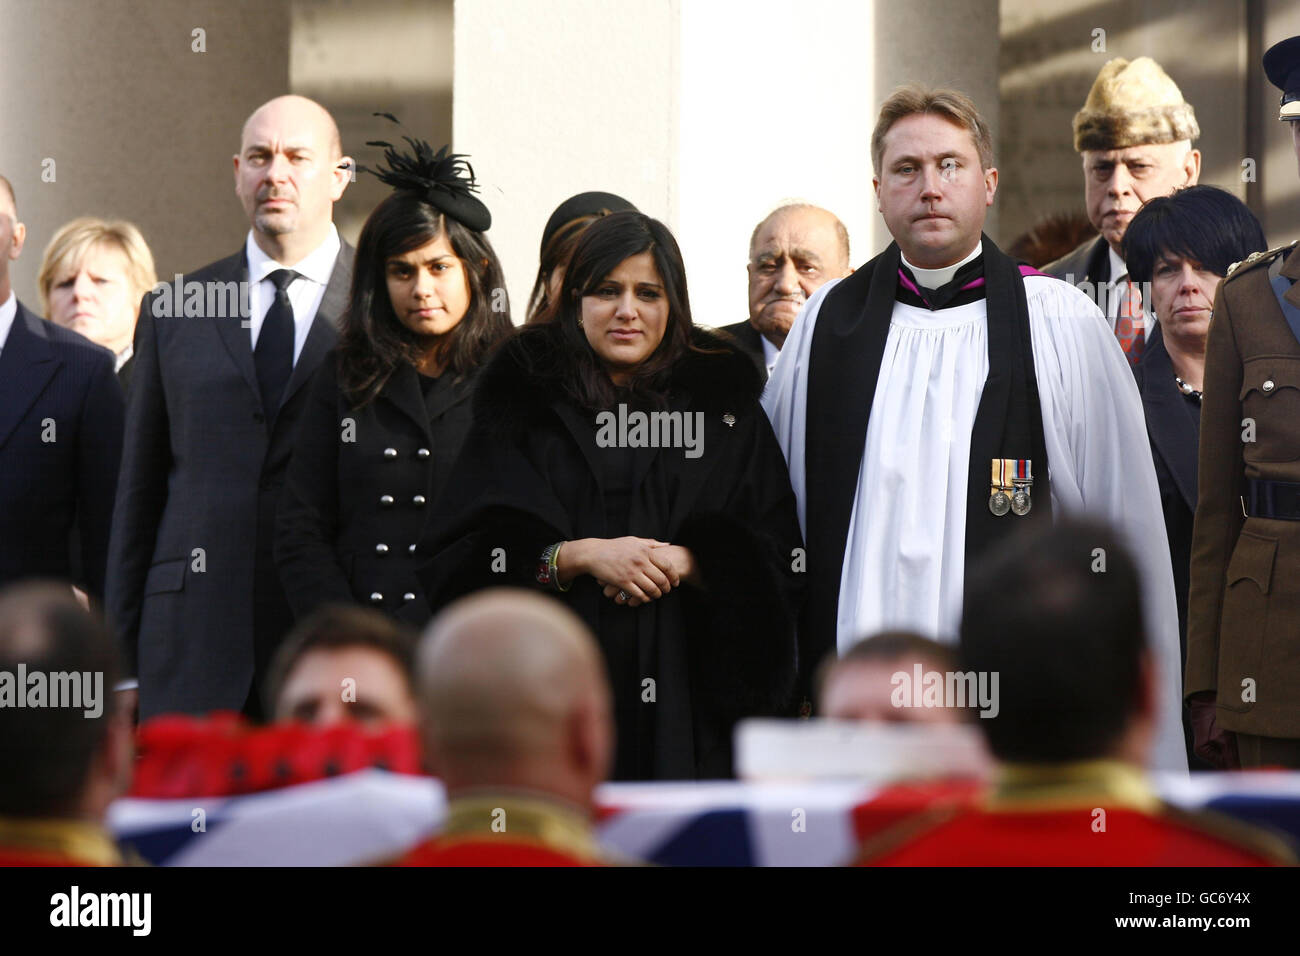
[418,212,803,781]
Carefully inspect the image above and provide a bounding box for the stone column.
[0,0,290,306]
[454,0,999,328]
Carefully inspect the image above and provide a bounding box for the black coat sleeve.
[75,348,125,603]
[676,401,804,719]
[105,301,172,678]
[274,354,355,618]
[417,423,572,612]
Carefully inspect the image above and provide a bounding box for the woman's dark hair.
[1123,185,1267,285]
[519,210,707,410]
[337,191,512,406]
[526,213,599,324]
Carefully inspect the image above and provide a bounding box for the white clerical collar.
[0,290,16,354]
[901,241,983,290]
[245,223,341,287]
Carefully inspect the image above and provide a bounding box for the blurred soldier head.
[0,582,130,821]
[960,519,1155,767]
[267,605,417,728]
[233,94,352,263]
[817,631,962,724]
[1072,57,1201,255]
[746,203,850,348]
[416,589,613,812]
[1263,36,1300,176]
[0,175,27,304]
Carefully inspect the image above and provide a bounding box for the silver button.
[412,495,426,506]
[375,543,389,555]
[383,447,398,459]
[416,447,431,459]
[1263,379,1275,392]
[369,592,383,604]
[379,495,394,507]
[408,544,417,555]
[402,592,416,602]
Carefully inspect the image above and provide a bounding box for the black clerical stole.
[800,236,1051,686]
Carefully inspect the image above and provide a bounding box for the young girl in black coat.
[276,139,511,626]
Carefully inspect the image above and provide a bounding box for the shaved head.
[240,94,341,159]
[234,94,351,264]
[417,590,613,805]
[0,175,15,216]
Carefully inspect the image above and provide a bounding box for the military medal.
[1010,459,1033,516]
[989,459,1011,516]
[990,459,1033,516]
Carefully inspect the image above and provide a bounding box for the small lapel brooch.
[722,413,735,427]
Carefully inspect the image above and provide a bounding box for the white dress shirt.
[0,290,17,355]
[244,224,341,364]
[761,334,780,378]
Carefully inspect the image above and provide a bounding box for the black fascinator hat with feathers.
[359,112,492,232]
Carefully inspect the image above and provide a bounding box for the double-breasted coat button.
[369,592,383,604]
[408,544,417,555]
[383,447,398,459]
[402,592,416,602]
[375,543,390,555]
[416,447,431,459]
[412,495,426,507]
[379,495,395,507]
[1263,379,1276,392]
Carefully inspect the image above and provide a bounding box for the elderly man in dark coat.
[1044,57,1200,367]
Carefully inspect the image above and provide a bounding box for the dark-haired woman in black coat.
[419,211,803,781]
[276,142,511,626]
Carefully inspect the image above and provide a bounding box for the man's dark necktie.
[254,268,300,416]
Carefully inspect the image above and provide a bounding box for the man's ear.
[984,166,999,206]
[872,176,881,212]
[8,220,25,260]
[1185,148,1202,186]
[331,156,355,201]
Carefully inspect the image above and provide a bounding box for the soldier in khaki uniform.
[1186,36,1300,770]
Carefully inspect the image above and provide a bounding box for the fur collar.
[474,324,763,438]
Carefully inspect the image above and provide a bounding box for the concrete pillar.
[290,0,454,244]
[0,0,289,307]
[455,0,1000,329]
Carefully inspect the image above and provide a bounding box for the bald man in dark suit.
[107,96,355,720]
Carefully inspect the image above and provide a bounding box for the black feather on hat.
[359,113,492,232]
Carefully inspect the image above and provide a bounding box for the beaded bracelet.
[536,542,572,592]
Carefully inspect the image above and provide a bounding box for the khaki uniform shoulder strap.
[1225,240,1298,281]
